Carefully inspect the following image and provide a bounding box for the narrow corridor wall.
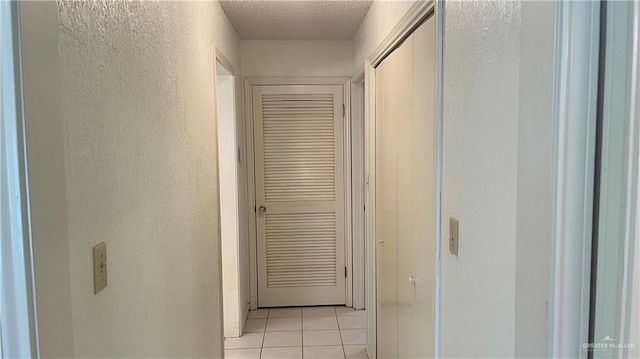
[57,1,240,356]
[241,40,353,77]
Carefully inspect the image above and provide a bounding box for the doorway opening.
[216,58,245,338]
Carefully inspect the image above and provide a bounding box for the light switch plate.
[449,217,459,256]
[93,242,107,294]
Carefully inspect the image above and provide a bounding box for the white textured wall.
[440,1,521,357]
[440,2,557,357]
[57,1,240,356]
[212,2,241,68]
[351,0,416,72]
[241,40,353,77]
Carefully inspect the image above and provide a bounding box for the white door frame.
[546,2,601,358]
[1,2,39,357]
[351,70,366,310]
[214,47,246,338]
[362,1,438,358]
[590,0,640,353]
[613,2,640,350]
[363,61,378,359]
[244,77,351,309]
[211,45,230,349]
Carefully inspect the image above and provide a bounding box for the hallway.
[3,0,640,358]
[224,306,367,359]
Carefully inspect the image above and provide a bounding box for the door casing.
[244,77,352,309]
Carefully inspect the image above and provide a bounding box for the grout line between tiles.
[302,329,342,331]
[338,311,347,359]
[259,310,268,359]
[265,329,303,332]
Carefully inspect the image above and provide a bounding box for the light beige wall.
[440,1,520,356]
[56,1,240,356]
[241,40,352,77]
[19,3,74,356]
[351,0,417,72]
[441,1,556,357]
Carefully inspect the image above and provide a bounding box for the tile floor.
[224,306,368,359]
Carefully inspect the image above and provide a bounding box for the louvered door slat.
[254,84,345,307]
[266,212,337,287]
[262,90,336,203]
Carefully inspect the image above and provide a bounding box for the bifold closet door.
[375,17,436,359]
[397,18,436,359]
[375,33,413,359]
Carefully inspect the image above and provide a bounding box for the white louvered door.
[253,85,346,307]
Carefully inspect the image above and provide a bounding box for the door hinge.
[254,206,257,213]
[342,104,345,117]
[345,266,347,278]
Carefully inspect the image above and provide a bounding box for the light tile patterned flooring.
[224,306,368,359]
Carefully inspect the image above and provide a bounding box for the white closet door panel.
[396,32,417,359]
[375,17,437,359]
[254,85,346,307]
[376,37,414,359]
[397,18,437,359]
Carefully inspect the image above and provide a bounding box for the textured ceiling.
[219,0,373,40]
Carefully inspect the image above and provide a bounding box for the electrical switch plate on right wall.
[93,242,108,294]
[449,217,459,256]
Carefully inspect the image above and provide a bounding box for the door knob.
[409,276,416,285]
[259,206,267,215]
[378,238,384,244]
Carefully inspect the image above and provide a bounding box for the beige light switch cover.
[449,217,459,256]
[93,242,107,294]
